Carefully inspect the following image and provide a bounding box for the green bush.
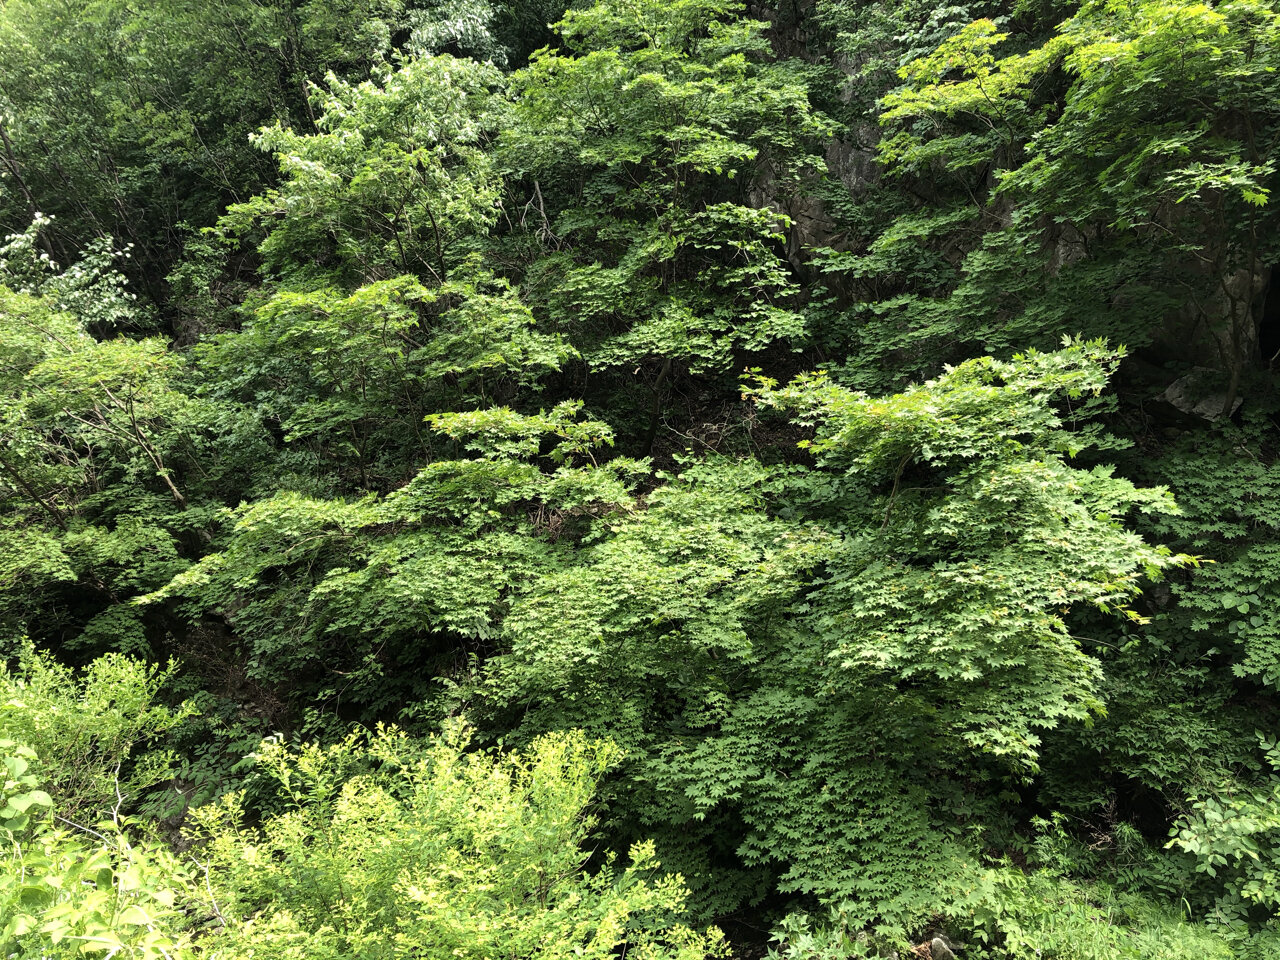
[193,722,723,959]
[1,739,195,960]
[0,648,189,822]
[1,655,723,960]
[770,867,1268,960]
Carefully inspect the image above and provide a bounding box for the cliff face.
[747,0,1279,421]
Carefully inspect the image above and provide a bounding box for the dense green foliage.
[1,660,717,958]
[3,0,1280,955]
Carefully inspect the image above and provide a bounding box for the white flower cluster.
[0,215,146,327]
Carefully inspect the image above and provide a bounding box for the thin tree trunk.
[643,356,673,455]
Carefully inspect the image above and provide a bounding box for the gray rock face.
[1161,369,1244,421]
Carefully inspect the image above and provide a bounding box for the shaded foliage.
[2,0,1280,954]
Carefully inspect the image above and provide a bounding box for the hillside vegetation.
[1,0,1279,956]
